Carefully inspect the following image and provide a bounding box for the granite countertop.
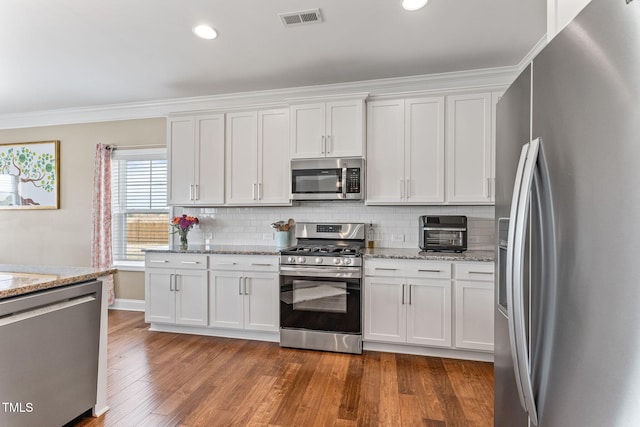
[144,245,282,256]
[363,248,495,262]
[0,264,118,299]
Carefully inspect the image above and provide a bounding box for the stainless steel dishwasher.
[0,280,102,427]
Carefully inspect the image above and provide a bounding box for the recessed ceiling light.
[402,0,429,11]
[193,25,218,40]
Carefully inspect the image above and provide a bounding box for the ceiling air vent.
[279,9,323,27]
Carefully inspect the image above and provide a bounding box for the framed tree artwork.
[0,140,60,209]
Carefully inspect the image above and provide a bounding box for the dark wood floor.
[71,310,493,427]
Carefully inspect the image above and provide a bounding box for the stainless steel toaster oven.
[419,215,468,252]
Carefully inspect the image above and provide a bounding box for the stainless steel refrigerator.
[495,0,640,425]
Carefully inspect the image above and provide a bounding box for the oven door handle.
[279,266,361,279]
[422,227,467,232]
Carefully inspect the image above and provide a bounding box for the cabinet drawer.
[210,255,279,272]
[365,259,451,279]
[455,262,495,281]
[405,261,451,279]
[145,253,208,269]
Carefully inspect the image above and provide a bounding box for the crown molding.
[0,65,521,130]
[517,35,548,71]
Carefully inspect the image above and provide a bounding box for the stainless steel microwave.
[291,158,364,201]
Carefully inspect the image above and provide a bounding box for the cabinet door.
[226,111,259,204]
[209,271,244,329]
[243,272,279,332]
[167,117,195,206]
[366,100,405,204]
[195,114,225,205]
[175,270,208,326]
[145,269,176,324]
[406,279,452,347]
[363,276,406,343]
[325,100,364,157]
[290,103,325,159]
[258,108,291,205]
[405,97,445,203]
[454,280,494,351]
[446,93,492,204]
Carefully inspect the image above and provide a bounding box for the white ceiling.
[0,0,546,116]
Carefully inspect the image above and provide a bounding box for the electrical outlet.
[391,234,405,242]
[263,233,274,240]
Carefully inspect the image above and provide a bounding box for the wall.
[0,118,166,300]
[176,204,495,251]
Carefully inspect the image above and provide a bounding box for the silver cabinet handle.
[406,178,411,199]
[375,267,397,271]
[150,260,169,264]
[180,261,200,265]
[217,263,237,266]
[418,269,442,273]
[174,274,180,292]
[252,183,257,200]
[326,135,331,154]
[487,177,492,199]
[195,184,200,200]
[321,135,325,155]
[258,183,262,200]
[243,277,249,295]
[169,274,174,291]
[401,284,406,305]
[189,184,194,201]
[409,284,413,305]
[468,271,494,275]
[251,263,272,267]
[238,277,243,295]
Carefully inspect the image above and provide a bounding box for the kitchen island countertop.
[363,248,494,262]
[0,264,117,299]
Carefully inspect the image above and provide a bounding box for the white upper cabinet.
[168,114,225,206]
[258,109,291,204]
[290,97,365,159]
[366,96,445,204]
[226,108,290,205]
[446,93,493,204]
[226,111,259,205]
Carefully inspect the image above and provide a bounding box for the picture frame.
[0,140,60,210]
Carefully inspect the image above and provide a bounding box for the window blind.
[111,149,168,262]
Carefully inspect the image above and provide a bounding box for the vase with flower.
[171,215,199,251]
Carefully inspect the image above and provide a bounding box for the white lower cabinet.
[364,260,452,348]
[364,258,494,356]
[208,255,279,332]
[145,254,208,326]
[454,262,495,351]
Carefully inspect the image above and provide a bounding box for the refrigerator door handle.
[506,143,529,411]
[512,137,541,426]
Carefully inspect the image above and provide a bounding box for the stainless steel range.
[279,222,365,354]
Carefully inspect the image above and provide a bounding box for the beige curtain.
[91,143,114,305]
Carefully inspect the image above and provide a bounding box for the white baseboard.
[109,298,145,312]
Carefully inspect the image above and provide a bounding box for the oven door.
[279,266,361,333]
[423,227,466,251]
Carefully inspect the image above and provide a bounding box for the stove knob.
[297,257,307,264]
[287,256,295,263]
[333,258,342,265]
[315,257,323,264]
[344,258,353,266]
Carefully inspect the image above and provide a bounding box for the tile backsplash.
[175,203,495,250]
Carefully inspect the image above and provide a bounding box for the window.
[111,148,168,264]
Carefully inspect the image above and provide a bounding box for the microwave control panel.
[345,168,361,193]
